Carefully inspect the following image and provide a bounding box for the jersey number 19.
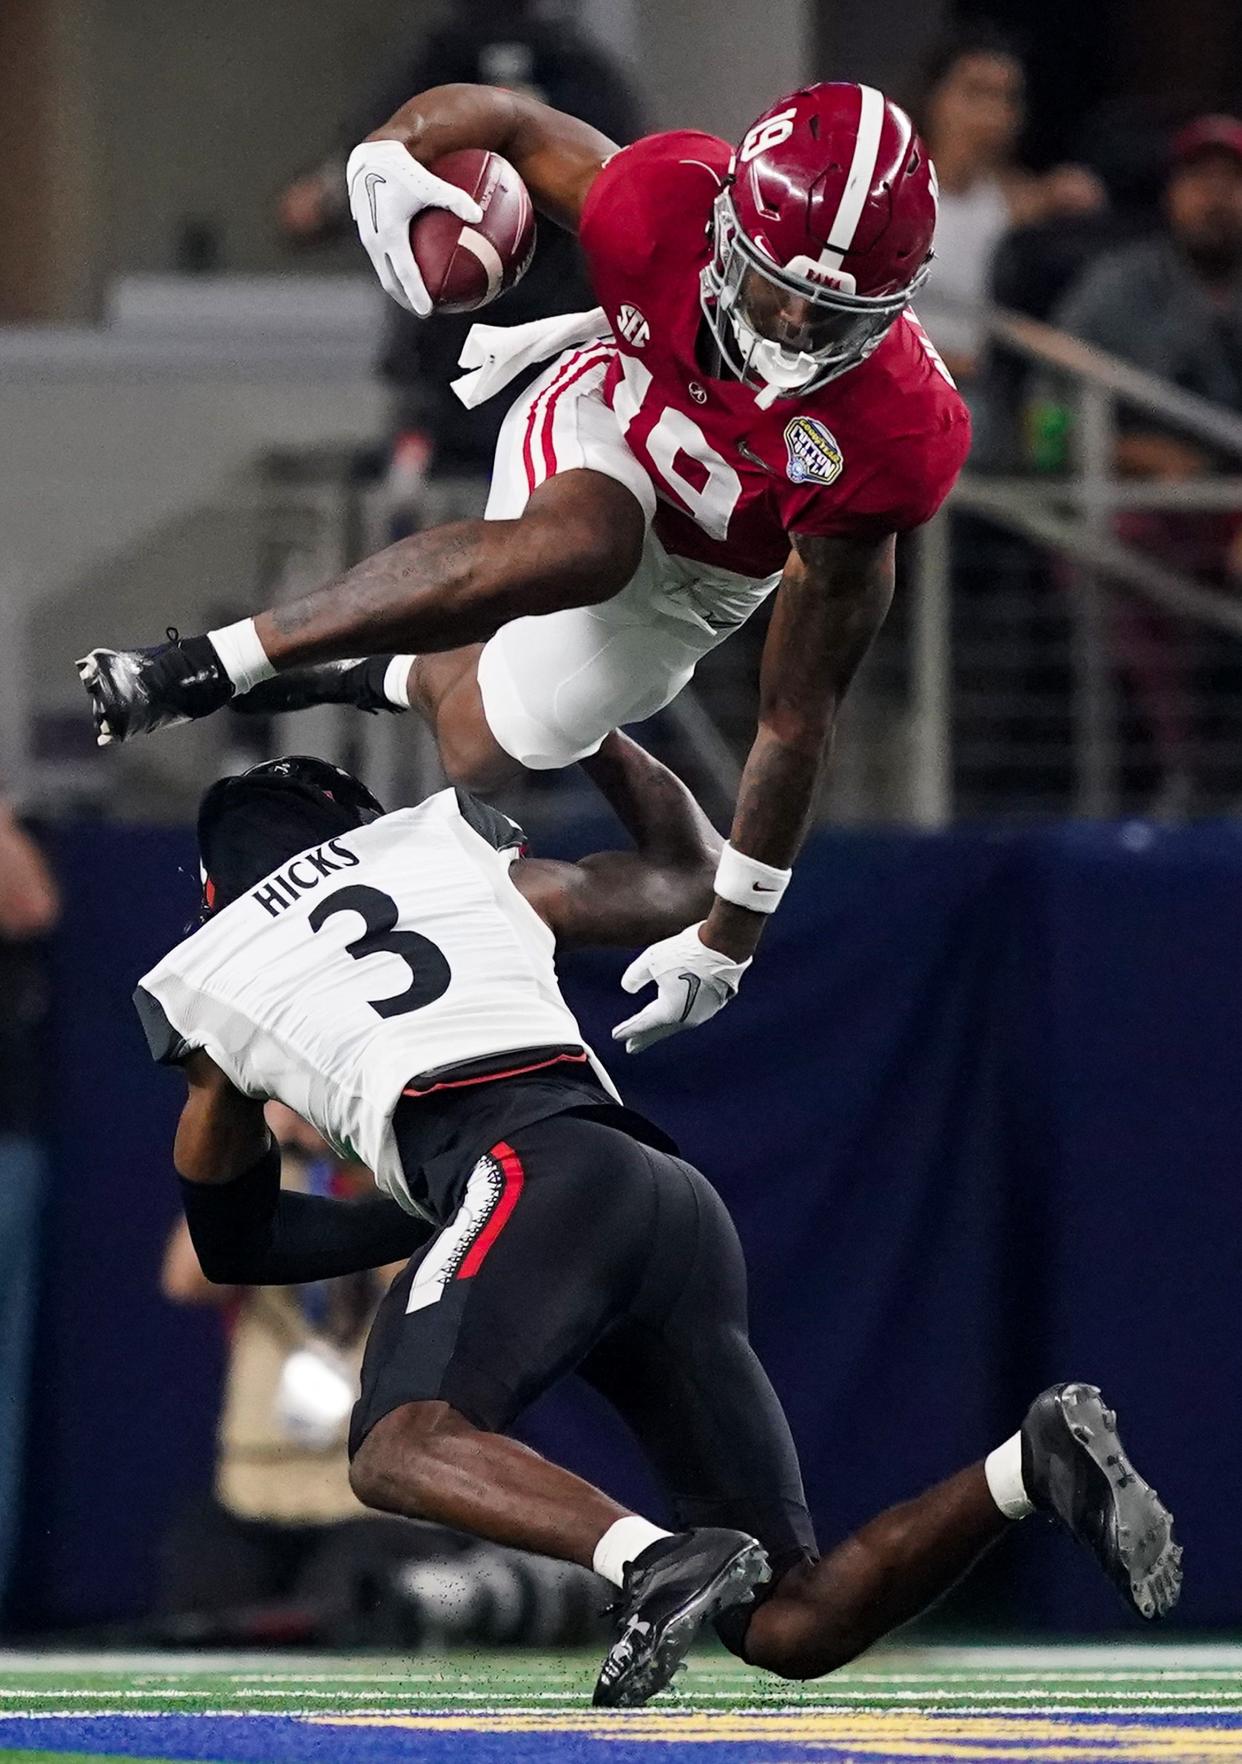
[612,356,743,541]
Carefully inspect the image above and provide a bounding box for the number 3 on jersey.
[613,356,742,540]
[309,884,451,1020]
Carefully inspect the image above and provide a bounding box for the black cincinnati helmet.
[197,754,385,916]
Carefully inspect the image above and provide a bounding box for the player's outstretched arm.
[368,82,615,233]
[579,731,722,871]
[705,531,896,964]
[173,1052,430,1284]
[609,533,894,1053]
[512,732,722,947]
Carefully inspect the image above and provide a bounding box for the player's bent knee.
[429,673,524,792]
[349,1400,478,1515]
[347,1449,387,1514]
[569,525,643,603]
[746,1634,855,1682]
[521,475,645,605]
[437,734,520,794]
[740,1581,862,1682]
[744,1621,859,1681]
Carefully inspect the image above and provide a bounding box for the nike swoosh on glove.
[612,922,752,1055]
[346,139,483,317]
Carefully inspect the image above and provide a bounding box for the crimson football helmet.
[702,82,938,405]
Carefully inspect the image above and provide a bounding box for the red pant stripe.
[537,348,610,482]
[456,1140,526,1280]
[520,346,610,492]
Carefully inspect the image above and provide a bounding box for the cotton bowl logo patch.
[784,417,844,486]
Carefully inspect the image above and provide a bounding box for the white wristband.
[713,842,792,915]
[382,655,416,710]
[207,618,275,695]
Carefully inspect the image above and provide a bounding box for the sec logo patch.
[617,304,650,348]
[784,417,844,486]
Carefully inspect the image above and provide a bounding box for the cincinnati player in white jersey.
[82,78,969,1060]
[145,744,1181,1705]
[138,779,624,1213]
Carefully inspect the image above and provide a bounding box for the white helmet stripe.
[820,84,886,264]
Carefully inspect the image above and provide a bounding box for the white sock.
[382,654,417,710]
[207,618,276,694]
[984,1432,1034,1520]
[591,1515,673,1588]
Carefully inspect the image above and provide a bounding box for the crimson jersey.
[578,132,971,580]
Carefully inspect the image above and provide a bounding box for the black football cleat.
[76,631,233,746]
[592,1527,770,1709]
[231,656,402,718]
[1021,1381,1183,1620]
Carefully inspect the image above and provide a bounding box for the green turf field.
[2,1644,1240,1760]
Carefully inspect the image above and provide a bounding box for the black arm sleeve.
[179,1142,432,1285]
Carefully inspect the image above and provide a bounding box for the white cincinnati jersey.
[136,790,619,1216]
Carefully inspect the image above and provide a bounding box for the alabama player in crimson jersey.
[79,80,970,1052]
[577,124,964,580]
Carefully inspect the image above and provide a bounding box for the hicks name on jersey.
[251,837,360,918]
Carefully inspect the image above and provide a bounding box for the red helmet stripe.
[822,84,887,263]
[711,81,936,392]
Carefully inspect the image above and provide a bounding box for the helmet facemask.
[700,188,932,408]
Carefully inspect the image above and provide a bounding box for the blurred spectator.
[909,27,1104,809]
[1054,118,1242,429]
[158,1103,424,1642]
[0,799,59,1619]
[911,24,1106,398]
[159,1104,597,1647]
[988,88,1177,345]
[1050,117,1242,809]
[278,0,640,522]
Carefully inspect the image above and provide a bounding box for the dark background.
[821,0,1242,163]
[13,810,1241,1634]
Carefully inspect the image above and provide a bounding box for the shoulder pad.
[133,984,194,1067]
[454,790,527,855]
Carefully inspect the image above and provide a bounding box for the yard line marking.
[676,1670,1242,1685]
[6,1689,1242,1708]
[0,1690,594,1702]
[8,1703,1242,1719]
[5,1645,1242,1680]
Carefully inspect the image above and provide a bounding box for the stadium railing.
[902,308,1242,825]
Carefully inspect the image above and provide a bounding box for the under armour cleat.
[76,631,233,746]
[592,1527,770,1708]
[231,656,402,718]
[1021,1381,1183,1620]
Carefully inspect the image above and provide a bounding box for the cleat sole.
[601,1541,771,1709]
[1056,1382,1183,1621]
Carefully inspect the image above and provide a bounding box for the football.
[410,149,537,315]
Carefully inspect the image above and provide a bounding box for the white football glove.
[346,139,484,317]
[612,922,752,1055]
